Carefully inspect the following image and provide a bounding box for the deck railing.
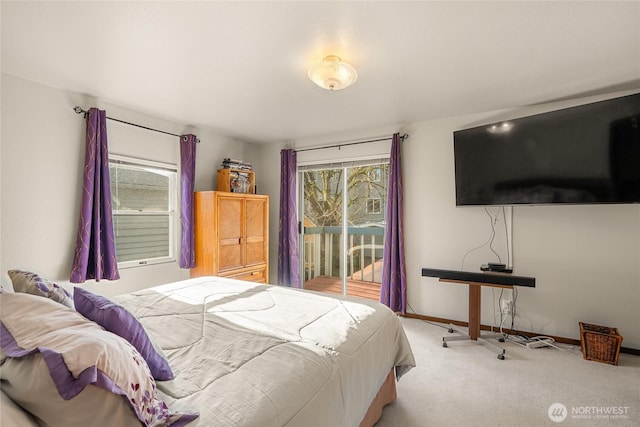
[303,226,384,283]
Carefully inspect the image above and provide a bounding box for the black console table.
[421,268,536,359]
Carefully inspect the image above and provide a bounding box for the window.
[109,155,177,267]
[366,198,382,214]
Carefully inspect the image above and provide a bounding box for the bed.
[1,273,415,426]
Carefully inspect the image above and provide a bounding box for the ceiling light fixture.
[308,55,358,91]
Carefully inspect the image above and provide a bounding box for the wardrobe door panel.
[217,196,244,272]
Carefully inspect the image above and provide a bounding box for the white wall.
[404,105,639,350]
[0,74,257,297]
[259,91,640,349]
[3,74,638,348]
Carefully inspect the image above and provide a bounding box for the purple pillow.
[73,287,174,381]
[8,270,73,308]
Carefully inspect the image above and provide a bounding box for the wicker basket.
[579,322,623,365]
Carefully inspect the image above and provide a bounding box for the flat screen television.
[453,92,640,206]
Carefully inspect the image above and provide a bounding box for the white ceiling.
[2,1,639,144]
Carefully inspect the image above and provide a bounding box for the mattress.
[113,276,415,427]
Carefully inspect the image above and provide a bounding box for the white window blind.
[109,155,177,267]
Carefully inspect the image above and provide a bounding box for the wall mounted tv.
[454,92,640,206]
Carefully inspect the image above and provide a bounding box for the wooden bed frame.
[360,370,397,427]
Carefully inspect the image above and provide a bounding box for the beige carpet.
[376,317,640,427]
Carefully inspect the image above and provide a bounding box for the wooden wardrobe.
[191,191,269,283]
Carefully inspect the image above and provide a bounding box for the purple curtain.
[278,149,301,287]
[180,134,197,269]
[380,133,407,313]
[70,108,120,283]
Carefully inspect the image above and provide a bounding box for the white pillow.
[0,389,39,427]
[1,355,141,427]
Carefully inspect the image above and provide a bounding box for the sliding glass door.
[299,160,389,300]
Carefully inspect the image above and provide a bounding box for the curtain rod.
[73,106,200,143]
[294,133,408,153]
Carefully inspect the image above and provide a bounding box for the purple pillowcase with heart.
[73,287,174,381]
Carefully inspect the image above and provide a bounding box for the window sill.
[117,258,176,270]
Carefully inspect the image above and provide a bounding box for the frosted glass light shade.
[308,55,358,91]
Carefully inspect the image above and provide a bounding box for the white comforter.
[114,276,415,427]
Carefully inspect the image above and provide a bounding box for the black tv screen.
[454,92,640,206]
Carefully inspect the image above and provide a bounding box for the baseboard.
[401,312,640,356]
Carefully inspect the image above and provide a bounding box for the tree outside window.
[302,163,388,281]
